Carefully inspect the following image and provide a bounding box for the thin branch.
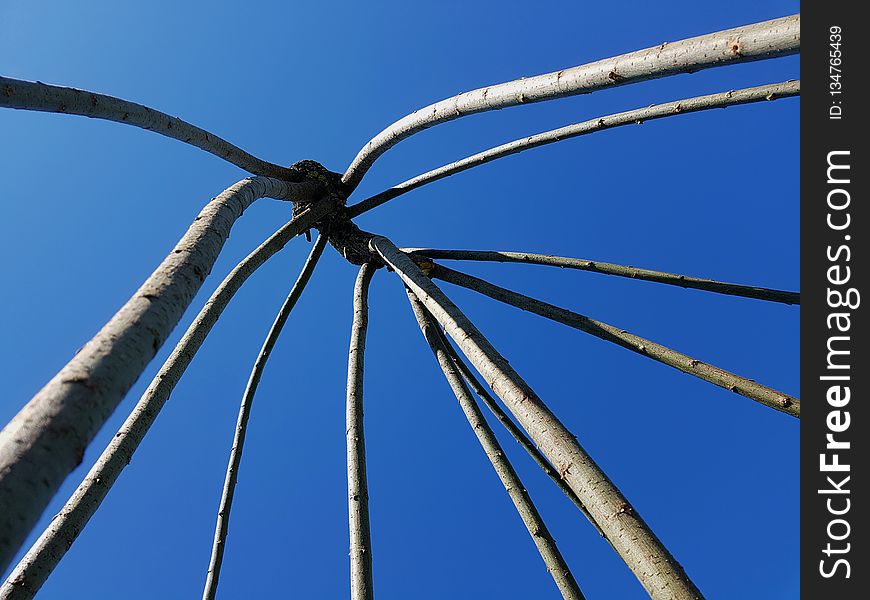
[0,176,333,574]
[403,248,799,305]
[0,209,334,600]
[435,327,605,538]
[349,80,800,215]
[406,289,585,599]
[202,234,329,600]
[342,15,800,190]
[431,263,799,418]
[346,263,377,600]
[370,236,703,600]
[0,76,306,181]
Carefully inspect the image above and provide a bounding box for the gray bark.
[370,236,703,600]
[348,81,799,216]
[431,263,799,418]
[0,202,337,599]
[342,15,799,190]
[346,264,376,600]
[403,249,799,305]
[436,330,604,537]
[406,290,584,600]
[0,77,306,181]
[201,234,329,600]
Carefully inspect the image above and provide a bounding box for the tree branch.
[0,207,335,599]
[403,248,799,305]
[348,80,799,215]
[201,234,329,600]
[406,289,585,599]
[434,327,605,538]
[346,263,377,600]
[0,76,307,181]
[370,236,703,600]
[342,15,799,190]
[431,263,799,418]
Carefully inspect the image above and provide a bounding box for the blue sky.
[1,1,799,598]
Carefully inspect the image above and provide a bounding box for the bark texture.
[202,234,328,600]
[0,202,337,599]
[406,291,584,600]
[349,81,799,215]
[371,236,703,600]
[342,15,800,190]
[404,249,799,305]
[431,263,800,418]
[346,264,376,600]
[0,77,306,181]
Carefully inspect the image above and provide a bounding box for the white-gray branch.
[342,15,799,190]
[0,183,337,583]
[404,248,799,305]
[202,234,329,600]
[0,76,306,181]
[406,290,584,600]
[370,237,703,600]
[349,80,799,215]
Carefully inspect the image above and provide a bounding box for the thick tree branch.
[342,15,799,190]
[349,81,799,215]
[431,263,799,418]
[370,236,703,600]
[403,248,799,305]
[201,234,329,600]
[406,290,584,600]
[435,328,604,537]
[0,206,337,599]
[346,263,376,600]
[0,76,307,181]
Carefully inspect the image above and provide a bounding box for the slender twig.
[342,15,799,190]
[403,248,799,305]
[0,176,334,575]
[370,236,703,600]
[0,208,335,600]
[202,234,329,600]
[407,289,585,599]
[431,262,800,418]
[346,263,377,600]
[349,81,800,215]
[435,328,605,538]
[0,76,306,181]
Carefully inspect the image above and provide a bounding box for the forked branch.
[349,81,799,216]
[202,234,329,600]
[431,263,799,418]
[406,290,584,599]
[0,209,334,600]
[404,249,799,305]
[346,264,377,600]
[0,77,306,181]
[343,15,799,189]
[371,237,703,600]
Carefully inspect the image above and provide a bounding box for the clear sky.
[1,1,799,598]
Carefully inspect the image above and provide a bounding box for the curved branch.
[0,76,305,181]
[342,15,800,190]
[202,234,329,600]
[0,208,335,600]
[370,236,703,600]
[404,248,799,305]
[349,80,799,215]
[406,290,584,600]
[346,263,377,600]
[436,329,605,537]
[431,263,799,418]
